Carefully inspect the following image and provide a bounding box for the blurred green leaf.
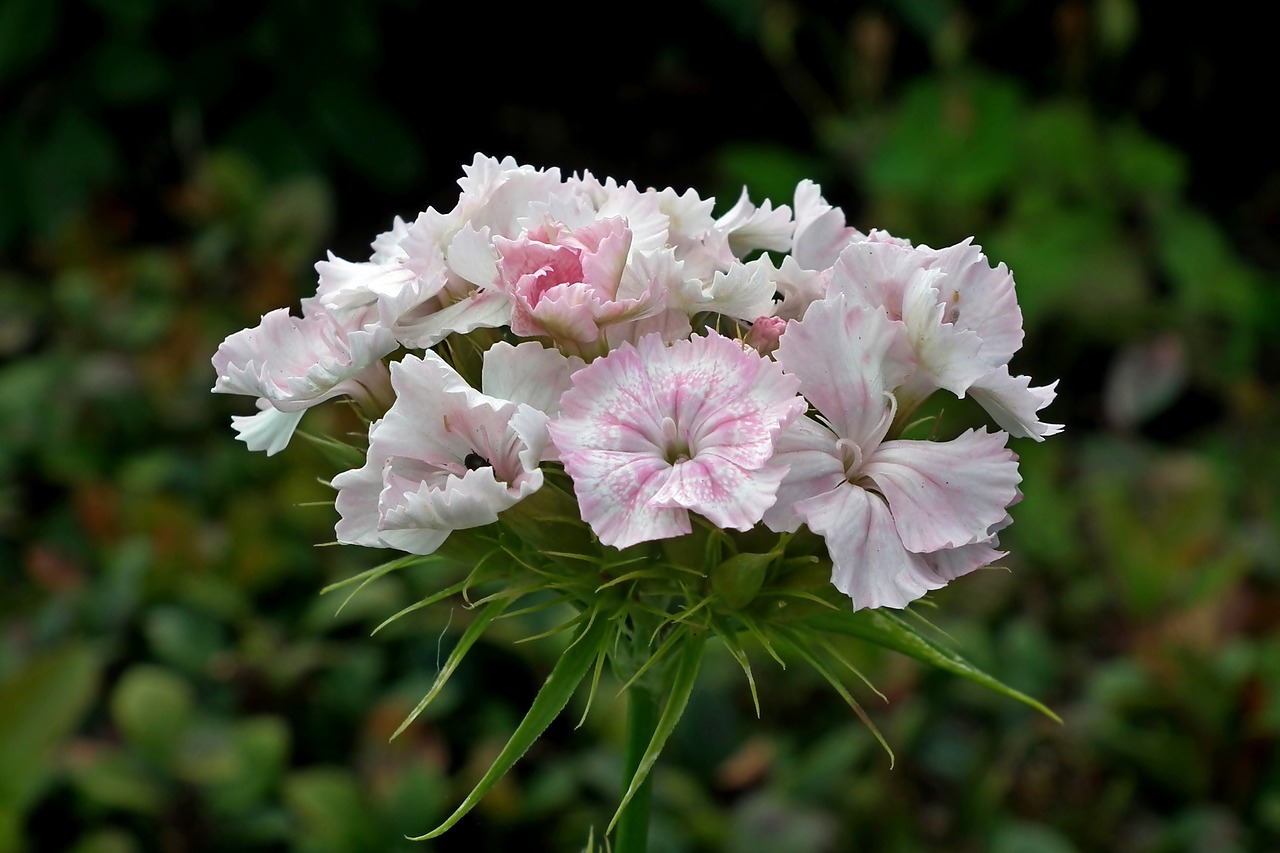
[67,748,166,814]
[89,41,169,102]
[110,665,194,763]
[0,0,59,81]
[0,644,101,812]
[284,768,383,853]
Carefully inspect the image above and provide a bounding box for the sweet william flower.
[333,351,549,555]
[830,237,1062,440]
[767,294,1022,609]
[493,217,676,357]
[211,303,397,454]
[549,331,807,549]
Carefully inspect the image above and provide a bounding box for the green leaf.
[109,665,194,763]
[806,609,1061,722]
[296,430,367,470]
[0,644,101,812]
[409,611,611,840]
[392,597,512,740]
[608,631,707,832]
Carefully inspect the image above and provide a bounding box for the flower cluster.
[213,153,1059,612]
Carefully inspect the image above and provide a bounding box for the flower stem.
[615,684,659,853]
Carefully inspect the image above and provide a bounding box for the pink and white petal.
[604,308,693,350]
[922,539,1007,582]
[334,449,454,555]
[762,415,846,533]
[672,257,778,321]
[862,428,1021,553]
[774,295,915,448]
[650,453,789,531]
[230,402,305,456]
[772,255,829,322]
[792,180,865,270]
[446,224,499,287]
[314,254,417,313]
[967,366,1063,441]
[828,241,930,318]
[481,341,584,417]
[509,403,554,467]
[900,267,988,397]
[924,238,1024,368]
[567,451,691,549]
[392,289,512,349]
[552,340,664,451]
[715,188,795,257]
[381,465,519,532]
[798,485,945,610]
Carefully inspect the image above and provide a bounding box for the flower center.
[659,416,691,465]
[835,438,864,481]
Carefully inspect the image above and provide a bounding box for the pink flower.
[829,237,1062,440]
[549,331,807,549]
[767,295,1022,609]
[493,217,672,356]
[333,352,549,555]
[211,304,396,454]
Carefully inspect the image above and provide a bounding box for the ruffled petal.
[797,485,945,610]
[230,401,305,456]
[773,294,915,449]
[967,366,1063,441]
[862,429,1021,553]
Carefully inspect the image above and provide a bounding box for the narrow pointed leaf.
[806,609,1061,722]
[608,632,707,833]
[392,597,511,740]
[775,628,894,767]
[409,613,610,840]
[297,430,367,469]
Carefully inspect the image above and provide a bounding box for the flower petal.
[967,366,1063,441]
[774,294,915,449]
[797,485,945,610]
[862,429,1021,553]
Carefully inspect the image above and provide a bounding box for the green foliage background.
[3,1,1278,850]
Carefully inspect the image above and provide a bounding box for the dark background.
[3,1,1279,851]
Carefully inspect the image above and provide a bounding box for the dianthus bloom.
[549,331,806,549]
[213,153,1063,844]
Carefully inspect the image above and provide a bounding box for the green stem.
[615,685,659,853]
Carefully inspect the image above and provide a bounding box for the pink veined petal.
[551,339,665,451]
[967,366,1063,441]
[861,428,1021,554]
[762,415,846,533]
[797,485,946,610]
[774,294,915,450]
[649,454,789,532]
[567,450,691,549]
